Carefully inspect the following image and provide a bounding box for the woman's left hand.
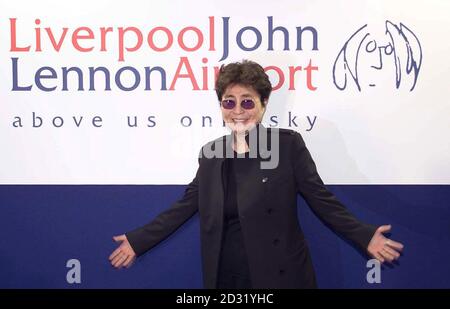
[367,225,404,263]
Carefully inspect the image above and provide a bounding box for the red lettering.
[170,57,200,90]
[178,27,203,51]
[147,27,173,52]
[118,27,143,62]
[72,27,93,52]
[9,18,31,52]
[265,66,285,91]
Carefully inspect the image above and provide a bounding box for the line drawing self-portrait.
[333,20,422,91]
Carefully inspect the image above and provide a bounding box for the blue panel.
[0,185,449,288]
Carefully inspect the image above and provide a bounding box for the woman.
[109,60,403,288]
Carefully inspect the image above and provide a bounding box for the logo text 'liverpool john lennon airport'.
[8,16,319,92]
[7,17,422,93]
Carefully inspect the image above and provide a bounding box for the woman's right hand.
[109,234,137,269]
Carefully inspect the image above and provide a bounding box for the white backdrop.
[1,0,449,184]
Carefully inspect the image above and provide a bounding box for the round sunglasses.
[221,99,255,110]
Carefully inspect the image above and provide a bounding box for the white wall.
[0,0,448,184]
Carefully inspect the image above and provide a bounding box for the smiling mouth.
[233,119,248,122]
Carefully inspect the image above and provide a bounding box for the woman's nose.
[232,103,244,114]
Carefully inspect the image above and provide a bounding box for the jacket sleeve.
[125,161,200,257]
[291,132,377,253]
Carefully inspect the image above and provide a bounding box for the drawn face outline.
[332,20,422,92]
[358,32,396,88]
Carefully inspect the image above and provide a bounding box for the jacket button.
[279,269,285,275]
[262,177,268,183]
[273,238,280,246]
[266,208,273,214]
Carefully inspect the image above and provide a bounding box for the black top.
[217,151,255,289]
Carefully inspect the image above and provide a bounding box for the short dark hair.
[215,60,272,106]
